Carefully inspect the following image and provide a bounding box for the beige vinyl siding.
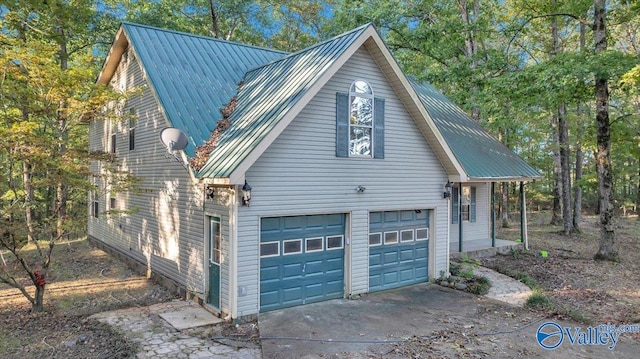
[449,182,491,243]
[88,47,206,297]
[236,45,450,316]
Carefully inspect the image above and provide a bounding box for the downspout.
[228,186,238,320]
[445,188,451,277]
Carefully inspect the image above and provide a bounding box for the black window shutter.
[470,186,477,222]
[336,92,349,157]
[373,97,385,159]
[452,186,459,224]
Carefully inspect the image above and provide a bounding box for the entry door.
[208,216,221,308]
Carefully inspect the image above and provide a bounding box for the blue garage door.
[369,210,429,292]
[260,214,345,312]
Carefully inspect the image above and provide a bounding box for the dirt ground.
[0,239,177,358]
[1,214,638,358]
[482,213,640,327]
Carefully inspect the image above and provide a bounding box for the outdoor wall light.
[241,180,252,206]
[205,186,215,200]
[443,181,453,199]
[356,185,366,193]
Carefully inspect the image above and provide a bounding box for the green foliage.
[526,291,551,309]
[0,1,136,311]
[515,272,537,289]
[467,276,491,295]
[540,250,548,258]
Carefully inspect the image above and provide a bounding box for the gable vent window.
[336,80,384,159]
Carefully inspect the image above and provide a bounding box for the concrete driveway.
[258,283,640,358]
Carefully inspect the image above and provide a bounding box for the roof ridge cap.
[242,23,373,75]
[120,22,287,55]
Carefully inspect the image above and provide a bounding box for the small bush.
[467,276,491,295]
[526,292,551,309]
[449,263,461,277]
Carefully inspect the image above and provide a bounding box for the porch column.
[491,182,496,247]
[458,184,463,253]
[520,182,529,250]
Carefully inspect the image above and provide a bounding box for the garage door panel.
[400,248,414,260]
[369,210,429,292]
[260,291,279,309]
[383,251,398,263]
[400,269,416,281]
[260,214,345,312]
[260,265,279,280]
[283,287,303,302]
[382,271,398,284]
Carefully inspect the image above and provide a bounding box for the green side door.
[208,216,221,309]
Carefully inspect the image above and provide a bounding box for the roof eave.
[97,26,128,85]
[465,175,543,182]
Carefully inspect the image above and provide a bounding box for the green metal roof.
[119,22,539,181]
[195,24,370,179]
[122,23,286,157]
[411,81,541,180]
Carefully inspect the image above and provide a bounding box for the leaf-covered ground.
[481,213,640,327]
[0,239,177,358]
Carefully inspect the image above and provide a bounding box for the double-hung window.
[452,185,477,223]
[336,80,385,158]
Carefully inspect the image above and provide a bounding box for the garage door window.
[369,232,382,246]
[327,235,344,250]
[283,239,302,255]
[416,228,429,241]
[401,229,414,242]
[260,242,279,257]
[384,231,398,244]
[305,237,324,252]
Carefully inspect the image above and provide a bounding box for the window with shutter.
[452,185,476,223]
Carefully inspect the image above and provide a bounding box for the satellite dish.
[160,127,188,153]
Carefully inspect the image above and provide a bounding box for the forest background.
[1,0,639,310]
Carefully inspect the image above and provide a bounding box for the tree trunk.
[550,113,563,226]
[33,284,45,312]
[593,0,618,262]
[56,25,69,240]
[637,161,640,218]
[456,0,481,120]
[23,162,35,242]
[208,0,221,38]
[501,182,509,228]
[573,18,588,232]
[573,140,584,231]
[558,103,573,234]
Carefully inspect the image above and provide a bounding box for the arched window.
[336,81,384,159]
[349,80,374,156]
